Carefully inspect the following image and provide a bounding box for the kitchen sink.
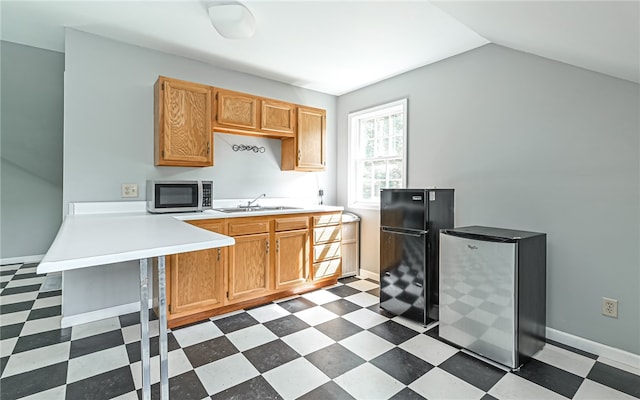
[213,206,303,213]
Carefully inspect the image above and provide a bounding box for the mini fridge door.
[439,232,518,368]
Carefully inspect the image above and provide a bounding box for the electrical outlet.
[602,297,618,318]
[121,183,138,198]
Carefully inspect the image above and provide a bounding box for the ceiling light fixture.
[208,1,256,39]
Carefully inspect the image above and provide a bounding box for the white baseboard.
[546,327,640,369]
[61,299,154,328]
[357,269,379,282]
[0,254,44,265]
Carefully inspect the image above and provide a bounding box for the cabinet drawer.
[313,225,341,244]
[313,259,341,280]
[228,220,269,236]
[313,213,341,227]
[341,223,357,241]
[275,216,309,232]
[188,219,225,234]
[313,242,341,263]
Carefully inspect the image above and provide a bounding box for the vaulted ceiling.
[1,1,638,95]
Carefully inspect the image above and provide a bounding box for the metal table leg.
[157,256,169,399]
[139,258,151,400]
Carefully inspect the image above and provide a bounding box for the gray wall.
[1,41,64,260]
[62,29,337,316]
[337,44,640,354]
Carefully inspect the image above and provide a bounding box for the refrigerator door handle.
[381,227,428,237]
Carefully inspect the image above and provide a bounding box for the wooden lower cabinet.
[227,232,270,302]
[275,229,309,290]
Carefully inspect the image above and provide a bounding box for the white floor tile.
[121,320,160,344]
[488,372,567,400]
[346,279,378,292]
[111,392,140,400]
[210,309,244,321]
[71,316,121,340]
[0,337,18,358]
[572,379,638,400]
[195,353,259,395]
[31,296,62,309]
[410,368,485,400]
[171,321,223,347]
[294,306,338,326]
[301,289,341,305]
[130,349,192,389]
[246,303,290,323]
[0,310,29,326]
[342,308,388,329]
[67,345,129,383]
[20,315,62,336]
[399,334,459,366]
[282,327,334,356]
[0,291,39,305]
[4,276,46,288]
[344,292,379,307]
[335,362,404,400]
[1,275,14,283]
[533,343,596,377]
[391,315,428,333]
[263,358,330,400]
[338,330,395,361]
[226,324,278,351]
[19,385,66,400]
[15,267,37,275]
[597,356,640,376]
[2,342,70,378]
[0,263,21,270]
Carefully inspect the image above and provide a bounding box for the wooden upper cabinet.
[261,100,295,136]
[214,88,259,133]
[281,106,326,171]
[154,76,213,167]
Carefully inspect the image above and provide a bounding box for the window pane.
[373,160,387,179]
[391,113,403,135]
[362,183,372,201]
[376,116,389,138]
[388,180,401,188]
[392,136,403,157]
[388,158,402,179]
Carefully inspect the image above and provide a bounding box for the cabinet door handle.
[297,149,301,161]
[217,248,221,261]
[207,142,210,155]
[276,239,280,253]
[266,240,270,254]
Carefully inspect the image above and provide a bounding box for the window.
[348,99,407,208]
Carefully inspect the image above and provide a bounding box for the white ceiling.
[1,1,638,95]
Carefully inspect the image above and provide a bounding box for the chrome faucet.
[246,193,266,208]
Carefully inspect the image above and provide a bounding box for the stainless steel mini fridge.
[439,226,546,370]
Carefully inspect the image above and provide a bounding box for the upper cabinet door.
[154,76,213,167]
[261,100,295,136]
[214,89,259,133]
[296,106,326,171]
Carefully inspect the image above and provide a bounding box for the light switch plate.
[121,183,138,198]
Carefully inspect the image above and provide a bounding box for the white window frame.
[347,98,407,209]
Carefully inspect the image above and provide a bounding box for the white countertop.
[174,205,344,221]
[37,212,235,274]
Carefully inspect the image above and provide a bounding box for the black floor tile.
[305,343,365,379]
[183,336,239,368]
[37,290,62,299]
[243,339,300,373]
[276,297,316,313]
[27,305,61,320]
[366,303,388,315]
[515,358,584,398]
[70,329,125,359]
[13,327,72,353]
[210,375,282,400]
[263,315,310,337]
[0,270,17,276]
[213,312,259,334]
[0,356,8,376]
[10,272,39,280]
[138,370,209,400]
[370,347,433,385]
[0,281,7,289]
[389,387,426,400]
[0,323,24,340]
[481,394,499,400]
[0,300,35,314]
[546,339,598,359]
[326,285,361,298]
[298,381,355,400]
[366,287,380,297]
[587,361,640,398]
[368,320,419,345]
[438,352,506,391]
[338,277,360,284]
[65,365,135,400]
[0,284,41,295]
[314,317,363,341]
[0,361,68,400]
[118,310,158,327]
[321,299,362,316]
[125,333,180,363]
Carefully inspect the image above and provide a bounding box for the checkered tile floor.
[1,263,639,399]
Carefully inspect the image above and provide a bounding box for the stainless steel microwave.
[146,180,213,213]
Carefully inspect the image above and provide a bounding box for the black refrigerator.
[380,188,454,325]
